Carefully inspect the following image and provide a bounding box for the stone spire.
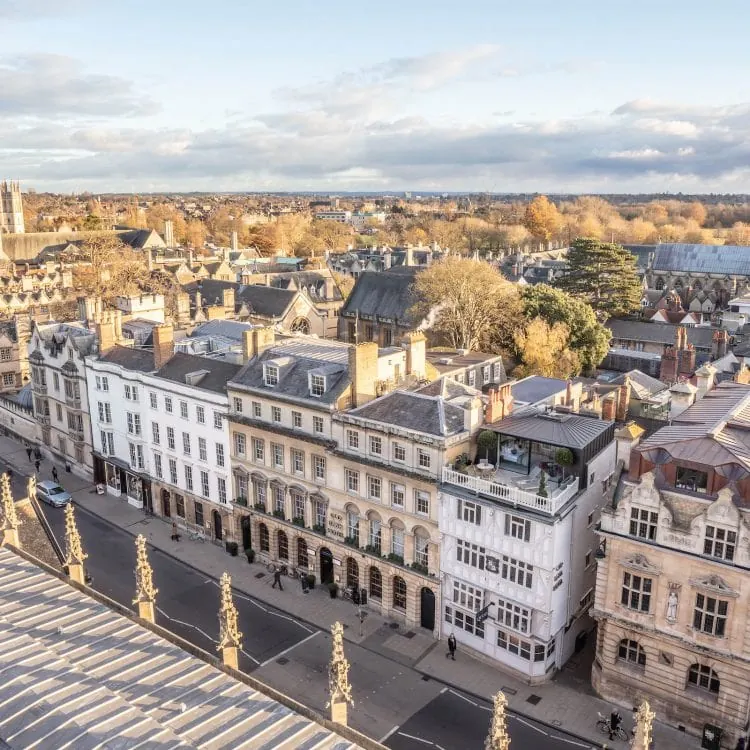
[133,534,158,623]
[217,572,242,669]
[327,621,353,726]
[485,691,511,750]
[631,700,655,750]
[0,472,20,547]
[64,503,88,585]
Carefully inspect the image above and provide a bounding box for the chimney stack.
[222,287,235,312]
[485,384,513,424]
[383,249,392,270]
[405,245,414,267]
[95,313,116,354]
[164,219,175,248]
[712,329,729,360]
[401,331,426,379]
[616,375,631,422]
[241,326,274,362]
[231,231,239,252]
[348,342,379,407]
[153,324,174,370]
[602,395,616,421]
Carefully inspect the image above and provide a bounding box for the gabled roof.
[349,390,466,437]
[606,319,716,350]
[154,352,241,393]
[99,344,156,373]
[341,268,419,323]
[190,319,257,342]
[611,370,668,399]
[184,279,297,318]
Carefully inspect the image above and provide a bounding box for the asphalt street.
[26,479,602,750]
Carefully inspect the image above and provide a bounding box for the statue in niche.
[666,585,680,622]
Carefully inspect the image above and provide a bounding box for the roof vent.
[184,370,209,386]
[438,358,453,365]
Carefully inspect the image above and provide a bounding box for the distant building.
[314,210,351,224]
[0,180,24,234]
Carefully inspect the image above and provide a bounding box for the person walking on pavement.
[272,566,283,590]
[25,445,32,462]
[171,522,180,541]
[34,459,40,473]
[34,446,41,461]
[447,633,457,660]
[736,738,747,750]
[51,466,58,483]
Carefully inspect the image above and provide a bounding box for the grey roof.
[99,344,156,372]
[417,376,482,400]
[191,319,258,342]
[651,243,750,276]
[349,390,466,436]
[341,269,419,323]
[611,370,668,399]
[489,408,612,449]
[230,339,351,405]
[511,376,568,405]
[155,352,242,393]
[185,279,296,318]
[0,546,362,750]
[606,319,716,350]
[424,350,504,374]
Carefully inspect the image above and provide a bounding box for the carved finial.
[0,472,20,532]
[631,700,655,750]
[217,572,242,651]
[133,534,158,604]
[485,691,511,750]
[64,503,87,567]
[26,475,36,503]
[327,621,353,725]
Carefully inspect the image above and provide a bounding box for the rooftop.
[340,268,419,324]
[98,344,156,373]
[606,319,716,349]
[0,546,362,750]
[511,376,568,406]
[651,243,750,276]
[155,352,242,394]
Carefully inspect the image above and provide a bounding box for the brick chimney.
[95,313,116,354]
[616,375,631,422]
[348,342,379,407]
[602,395,616,421]
[659,346,678,384]
[485,383,513,424]
[153,324,174,370]
[241,325,275,362]
[712,329,729,359]
[401,331,426,379]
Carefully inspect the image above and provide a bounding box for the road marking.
[379,725,400,743]
[447,688,477,707]
[439,686,447,694]
[259,631,319,667]
[511,715,548,734]
[396,732,432,745]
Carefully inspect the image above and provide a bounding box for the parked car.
[37,481,72,508]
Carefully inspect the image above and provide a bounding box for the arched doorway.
[241,516,251,551]
[420,587,435,631]
[161,489,171,517]
[297,537,308,568]
[346,557,359,589]
[212,510,223,542]
[320,547,334,585]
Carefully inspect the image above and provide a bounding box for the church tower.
[0,181,25,234]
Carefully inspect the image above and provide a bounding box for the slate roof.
[606,319,716,350]
[611,370,668,399]
[229,339,351,406]
[341,268,419,323]
[184,279,296,318]
[489,408,613,449]
[99,344,156,373]
[0,546,363,750]
[511,376,568,405]
[191,319,257,341]
[651,243,750,276]
[155,352,241,393]
[348,390,466,437]
[417,376,482,400]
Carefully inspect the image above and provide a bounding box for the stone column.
[380,525,392,557]
[304,495,313,529]
[427,542,438,576]
[0,473,21,548]
[217,572,242,670]
[133,534,157,624]
[404,533,415,565]
[64,503,88,585]
[327,621,353,726]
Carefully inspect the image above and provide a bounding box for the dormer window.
[310,373,326,397]
[264,364,279,387]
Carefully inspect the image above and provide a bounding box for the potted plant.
[312,523,326,535]
[244,547,255,563]
[328,581,339,599]
[226,541,239,556]
[555,448,574,482]
[537,471,548,498]
[272,509,285,519]
[235,495,247,507]
[306,573,316,590]
[253,502,266,512]
[292,516,306,527]
[476,430,497,462]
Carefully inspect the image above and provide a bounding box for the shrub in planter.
[272,510,286,520]
[292,516,306,528]
[226,541,239,556]
[312,523,326,535]
[305,573,316,589]
[387,553,405,565]
[411,562,429,575]
[253,503,266,512]
[364,544,381,556]
[244,547,255,563]
[328,582,339,599]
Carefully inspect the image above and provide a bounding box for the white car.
[37,481,72,508]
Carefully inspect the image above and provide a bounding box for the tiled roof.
[99,345,156,373]
[341,269,419,323]
[606,319,716,350]
[348,390,466,437]
[191,319,258,342]
[489,408,612,449]
[184,279,296,318]
[0,546,362,750]
[611,370,667,399]
[155,352,242,393]
[511,376,567,405]
[651,243,750,275]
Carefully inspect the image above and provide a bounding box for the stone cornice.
[228,414,336,450]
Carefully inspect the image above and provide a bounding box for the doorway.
[212,510,223,542]
[420,587,435,631]
[161,489,171,518]
[241,516,251,551]
[319,547,334,585]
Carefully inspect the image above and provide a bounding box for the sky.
[2,0,750,194]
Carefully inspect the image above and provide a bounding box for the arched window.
[369,567,382,600]
[259,523,270,553]
[617,639,646,668]
[297,537,308,568]
[687,663,720,695]
[655,277,665,290]
[393,576,407,610]
[346,558,359,588]
[277,530,289,561]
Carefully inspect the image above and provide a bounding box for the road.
[26,478,598,750]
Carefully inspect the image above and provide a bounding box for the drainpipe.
[560,505,576,671]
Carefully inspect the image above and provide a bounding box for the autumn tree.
[514,318,580,378]
[521,284,610,372]
[555,238,641,318]
[332,272,354,301]
[523,196,561,242]
[146,204,187,244]
[411,257,521,353]
[184,220,207,249]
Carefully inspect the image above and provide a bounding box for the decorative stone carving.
[666,583,681,622]
[0,472,20,547]
[689,574,739,597]
[217,572,242,669]
[631,700,655,750]
[64,503,87,584]
[485,691,511,750]
[619,553,661,575]
[133,534,158,623]
[328,621,353,726]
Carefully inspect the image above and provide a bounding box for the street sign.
[476,604,491,624]
[485,556,499,574]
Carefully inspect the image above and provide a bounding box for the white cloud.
[0,0,86,19]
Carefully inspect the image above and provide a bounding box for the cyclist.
[609,709,622,740]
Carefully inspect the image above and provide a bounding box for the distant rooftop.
[511,376,568,406]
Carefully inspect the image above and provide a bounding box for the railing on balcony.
[32,381,47,395]
[441,467,579,515]
[69,427,85,443]
[65,394,82,409]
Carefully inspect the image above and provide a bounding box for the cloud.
[0,0,87,19]
[0,54,158,117]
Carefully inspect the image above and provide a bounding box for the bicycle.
[596,712,629,742]
[342,585,359,602]
[288,567,300,580]
[188,528,205,542]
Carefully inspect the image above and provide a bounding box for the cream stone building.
[227,330,478,632]
[593,381,750,747]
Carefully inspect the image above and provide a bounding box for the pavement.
[0,433,697,750]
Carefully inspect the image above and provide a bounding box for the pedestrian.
[25,445,32,461]
[34,459,40,473]
[300,574,309,594]
[52,466,59,483]
[6,469,12,482]
[272,566,283,590]
[171,521,180,542]
[447,633,457,660]
[34,446,41,461]
[737,738,746,750]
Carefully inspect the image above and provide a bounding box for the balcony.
[66,394,82,409]
[69,427,85,443]
[441,466,579,515]
[32,381,47,395]
[38,414,51,426]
